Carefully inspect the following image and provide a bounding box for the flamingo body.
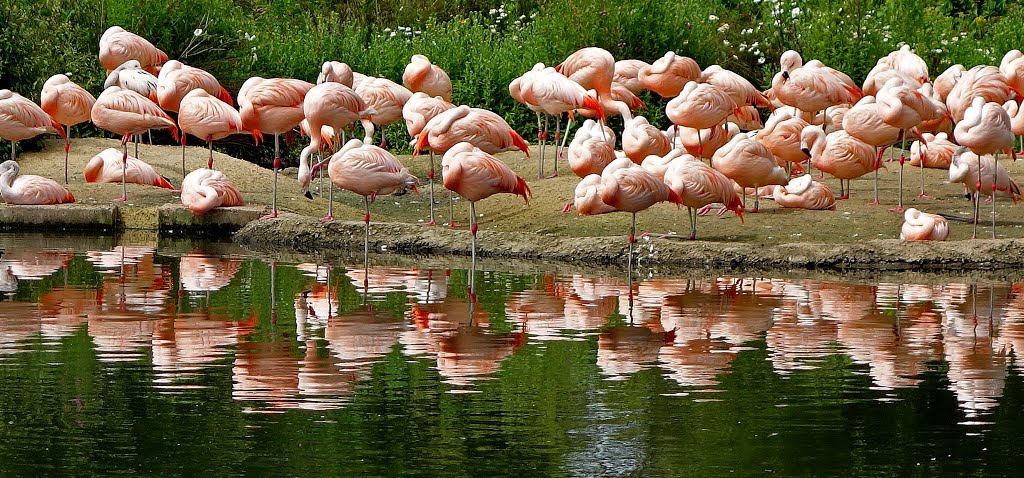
[900,208,949,241]
[0,161,74,204]
[180,168,244,214]
[84,148,174,189]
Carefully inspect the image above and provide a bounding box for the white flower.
[389,31,397,38]
[723,40,730,46]
[757,57,766,64]
[708,14,719,21]
[717,23,730,32]
[933,48,942,54]
[383,27,391,32]
[194,28,203,36]
[489,8,497,14]
[791,7,801,18]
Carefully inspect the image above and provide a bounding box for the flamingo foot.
[112,195,127,203]
[319,215,334,223]
[918,193,931,199]
[688,232,696,241]
[427,219,437,226]
[841,194,850,200]
[868,200,881,205]
[889,206,905,213]
[260,211,279,220]
[448,221,459,228]
[545,171,559,179]
[696,204,713,216]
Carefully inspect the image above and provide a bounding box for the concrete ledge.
[0,204,118,231]
[158,204,265,234]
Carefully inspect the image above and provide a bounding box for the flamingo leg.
[552,114,561,177]
[629,212,637,244]
[9,140,14,161]
[470,200,478,285]
[113,135,129,202]
[261,133,281,220]
[992,153,999,239]
[871,146,882,205]
[181,136,187,179]
[558,114,575,159]
[688,207,697,240]
[64,124,71,184]
[425,151,437,225]
[321,158,334,223]
[448,189,457,228]
[538,112,547,179]
[208,139,214,170]
[364,195,371,261]
[134,134,139,161]
[753,185,760,213]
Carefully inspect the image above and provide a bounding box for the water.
[0,235,1023,476]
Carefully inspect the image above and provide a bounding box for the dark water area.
[0,235,1022,477]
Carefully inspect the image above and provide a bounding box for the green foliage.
[2,0,1024,163]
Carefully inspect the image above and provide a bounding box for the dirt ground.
[12,136,1024,269]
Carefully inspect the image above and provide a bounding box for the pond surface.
[0,235,1022,477]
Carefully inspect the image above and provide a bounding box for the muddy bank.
[233,214,1024,272]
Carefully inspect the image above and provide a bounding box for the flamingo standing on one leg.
[875,78,945,211]
[662,155,744,239]
[712,133,788,212]
[238,77,314,219]
[442,142,530,282]
[317,61,354,87]
[842,96,902,204]
[909,132,957,198]
[318,139,419,259]
[403,92,454,225]
[402,54,453,102]
[0,160,74,205]
[954,97,1017,238]
[98,26,167,74]
[800,126,878,201]
[600,158,683,247]
[178,89,243,174]
[638,51,701,98]
[0,89,66,161]
[91,86,178,202]
[354,77,413,149]
[40,74,96,183]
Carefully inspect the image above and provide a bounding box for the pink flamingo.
[712,133,788,211]
[614,59,650,95]
[98,26,167,74]
[949,148,1022,239]
[876,78,946,210]
[676,123,740,160]
[933,64,965,102]
[317,61,355,87]
[946,65,1014,122]
[842,96,902,203]
[772,175,836,210]
[320,139,418,258]
[900,208,949,241]
[300,82,376,221]
[954,98,1017,238]
[0,160,74,205]
[565,173,616,215]
[663,155,744,239]
[156,60,232,112]
[403,55,452,102]
[178,89,243,175]
[180,168,244,215]
[700,65,771,108]
[568,119,617,177]
[354,77,413,148]
[623,116,671,164]
[757,110,811,173]
[90,86,178,202]
[1003,100,1024,154]
[40,74,95,183]
[909,132,957,198]
[0,89,65,161]
[442,142,530,271]
[104,60,159,103]
[638,51,701,98]
[800,126,877,201]
[403,92,454,224]
[600,158,683,244]
[770,50,861,122]
[85,148,173,189]
[238,76,314,219]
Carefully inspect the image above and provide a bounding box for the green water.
[0,238,1022,477]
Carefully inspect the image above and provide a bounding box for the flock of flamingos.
[2,26,1024,250]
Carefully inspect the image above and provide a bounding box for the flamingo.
[757,110,811,173]
[403,92,454,224]
[954,96,1017,238]
[98,26,167,74]
[933,64,965,102]
[640,148,688,179]
[946,65,1014,122]
[238,76,314,219]
[178,89,243,174]
[899,208,949,241]
[876,78,946,210]
[0,160,74,205]
[414,105,529,227]
[90,86,178,202]
[770,50,861,124]
[0,89,65,161]
[699,65,771,108]
[772,174,836,210]
[299,82,375,208]
[1003,100,1024,154]
[638,51,701,98]
[319,139,418,259]
[662,155,744,239]
[317,61,354,87]
[180,168,244,215]
[842,96,902,203]
[800,126,877,201]
[565,173,616,215]
[599,158,683,245]
[568,119,617,177]
[104,60,159,103]
[84,148,173,189]
[712,133,788,212]
[516,64,604,177]
[614,59,650,95]
[729,105,765,131]
[40,74,95,183]
[402,54,453,102]
[676,122,740,160]
[623,116,672,164]
[666,82,738,158]
[156,60,232,112]
[442,142,530,274]
[354,76,413,148]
